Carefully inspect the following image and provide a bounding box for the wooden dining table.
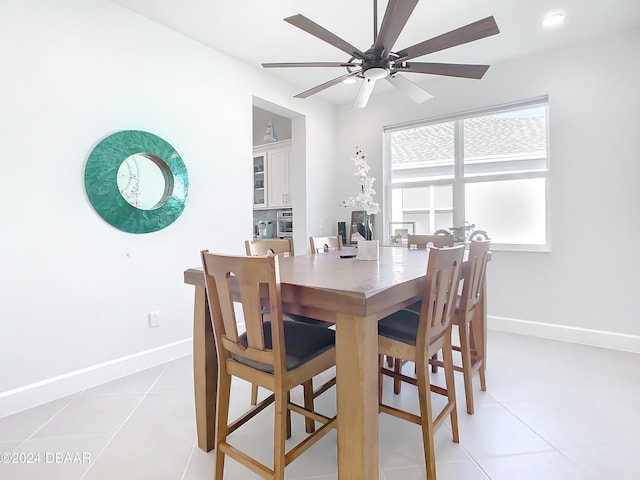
[183,246,487,479]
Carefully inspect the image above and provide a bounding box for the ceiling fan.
[262,0,500,109]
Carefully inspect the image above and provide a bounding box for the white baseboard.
[3,319,637,420]
[488,316,640,354]
[0,339,192,419]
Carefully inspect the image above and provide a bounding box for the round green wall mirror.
[84,130,188,234]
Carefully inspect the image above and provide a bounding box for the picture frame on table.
[350,210,375,243]
[389,222,415,246]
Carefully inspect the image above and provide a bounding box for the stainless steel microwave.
[276,210,293,237]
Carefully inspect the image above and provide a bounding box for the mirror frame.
[84,130,188,234]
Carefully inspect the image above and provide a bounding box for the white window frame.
[382,97,551,252]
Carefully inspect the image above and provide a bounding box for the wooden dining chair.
[405,240,490,413]
[309,235,343,254]
[245,237,333,406]
[245,237,295,257]
[398,233,456,374]
[245,238,333,332]
[385,233,457,378]
[378,245,464,480]
[200,251,337,480]
[432,240,490,414]
[245,238,295,405]
[407,233,455,249]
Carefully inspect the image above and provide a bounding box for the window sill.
[489,243,551,253]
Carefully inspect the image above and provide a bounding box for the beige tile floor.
[1,331,639,479]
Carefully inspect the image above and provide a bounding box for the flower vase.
[357,239,379,261]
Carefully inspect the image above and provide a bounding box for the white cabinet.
[253,152,267,208]
[253,141,291,209]
[267,147,290,208]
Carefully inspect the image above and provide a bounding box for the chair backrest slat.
[459,240,490,322]
[237,277,267,351]
[407,234,455,249]
[416,246,464,347]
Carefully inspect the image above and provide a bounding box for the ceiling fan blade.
[263,62,358,68]
[373,0,419,57]
[352,78,376,110]
[386,74,433,104]
[395,16,500,62]
[294,72,359,99]
[285,14,368,60]
[399,62,490,79]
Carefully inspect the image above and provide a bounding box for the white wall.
[2,0,638,417]
[0,0,337,415]
[333,28,640,343]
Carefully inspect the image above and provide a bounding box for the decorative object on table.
[337,221,348,246]
[389,221,415,246]
[435,222,490,243]
[261,0,499,109]
[84,130,188,234]
[340,145,380,260]
[349,210,376,243]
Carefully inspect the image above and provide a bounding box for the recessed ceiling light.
[542,12,566,28]
[343,76,357,85]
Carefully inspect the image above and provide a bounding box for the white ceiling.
[111,0,640,106]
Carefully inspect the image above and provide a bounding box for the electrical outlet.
[148,311,160,328]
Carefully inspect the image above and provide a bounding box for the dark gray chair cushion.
[379,309,449,346]
[378,309,421,345]
[235,321,335,372]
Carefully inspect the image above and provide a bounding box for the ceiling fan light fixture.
[343,76,357,84]
[364,67,389,80]
[541,12,566,28]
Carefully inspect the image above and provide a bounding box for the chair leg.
[393,356,402,394]
[442,337,460,443]
[378,354,384,404]
[303,379,315,433]
[458,320,475,415]
[215,372,232,480]
[250,383,258,405]
[479,363,487,392]
[286,390,292,439]
[273,389,287,480]
[470,317,487,392]
[430,353,438,373]
[416,355,437,480]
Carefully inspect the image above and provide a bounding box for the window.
[384,98,549,250]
